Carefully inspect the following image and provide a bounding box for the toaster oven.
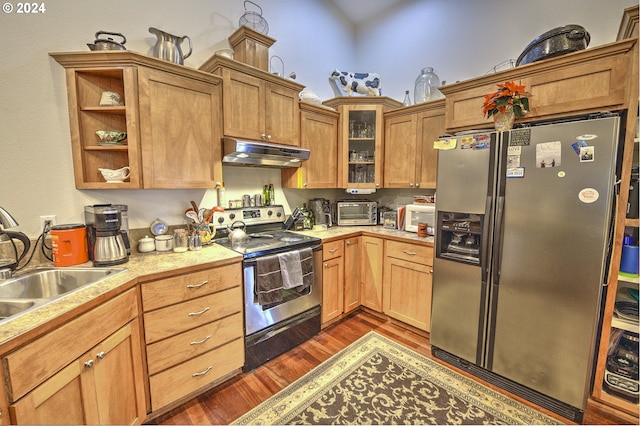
[336,200,377,226]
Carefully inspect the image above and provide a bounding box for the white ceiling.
[329,0,403,25]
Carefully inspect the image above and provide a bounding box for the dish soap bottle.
[414,67,443,104]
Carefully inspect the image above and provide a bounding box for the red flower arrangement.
[482,81,530,119]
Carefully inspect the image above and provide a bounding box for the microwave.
[405,204,435,234]
[336,200,377,226]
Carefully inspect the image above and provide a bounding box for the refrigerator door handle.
[480,195,492,283]
[491,195,505,286]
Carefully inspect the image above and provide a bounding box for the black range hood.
[222,137,310,168]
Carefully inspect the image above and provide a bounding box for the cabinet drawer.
[149,337,244,410]
[146,312,243,375]
[141,263,241,311]
[385,240,433,266]
[323,240,344,260]
[4,289,138,401]
[143,286,241,344]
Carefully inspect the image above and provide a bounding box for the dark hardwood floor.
[150,311,636,425]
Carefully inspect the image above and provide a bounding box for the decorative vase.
[493,105,516,131]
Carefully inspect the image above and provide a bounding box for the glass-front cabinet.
[323,97,401,189]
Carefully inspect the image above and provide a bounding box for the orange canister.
[51,224,89,267]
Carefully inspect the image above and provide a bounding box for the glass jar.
[173,228,188,252]
[414,67,443,104]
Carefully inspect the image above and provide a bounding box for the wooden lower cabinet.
[10,320,144,425]
[4,289,145,425]
[360,236,383,312]
[321,240,344,324]
[343,237,361,313]
[382,241,433,331]
[139,262,244,412]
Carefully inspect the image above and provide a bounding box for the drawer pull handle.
[96,351,105,359]
[402,250,417,256]
[187,280,209,289]
[192,365,213,377]
[190,335,212,345]
[188,307,210,317]
[429,269,433,274]
[329,248,338,253]
[84,359,94,368]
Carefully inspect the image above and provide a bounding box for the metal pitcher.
[148,27,192,65]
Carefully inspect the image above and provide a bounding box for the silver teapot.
[87,30,127,51]
[149,27,192,65]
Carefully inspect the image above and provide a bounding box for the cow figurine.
[329,69,382,96]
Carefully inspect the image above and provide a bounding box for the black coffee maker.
[84,205,129,266]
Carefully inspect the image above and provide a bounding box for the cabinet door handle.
[415,183,420,187]
[192,365,213,377]
[190,335,212,345]
[96,351,105,359]
[409,183,414,187]
[324,263,328,268]
[429,269,433,274]
[188,307,210,317]
[346,241,351,246]
[402,250,417,256]
[84,359,94,368]
[186,280,209,289]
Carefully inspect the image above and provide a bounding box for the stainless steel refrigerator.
[430,114,623,422]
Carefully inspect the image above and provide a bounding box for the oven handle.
[242,244,322,267]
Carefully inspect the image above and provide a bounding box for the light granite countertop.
[0,244,242,348]
[0,225,431,348]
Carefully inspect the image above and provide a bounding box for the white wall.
[0,0,635,237]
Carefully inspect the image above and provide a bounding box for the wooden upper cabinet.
[384,100,444,189]
[50,51,223,189]
[323,97,402,189]
[137,67,222,188]
[282,102,339,188]
[440,39,638,133]
[199,55,304,146]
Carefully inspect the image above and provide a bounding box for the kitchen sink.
[0,267,126,323]
[0,299,39,320]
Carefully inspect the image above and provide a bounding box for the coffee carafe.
[309,198,332,227]
[84,205,129,266]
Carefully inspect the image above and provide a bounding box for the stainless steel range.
[213,205,322,371]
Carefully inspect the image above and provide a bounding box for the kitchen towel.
[256,254,283,305]
[299,247,314,292]
[278,250,303,289]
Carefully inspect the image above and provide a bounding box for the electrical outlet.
[40,215,56,231]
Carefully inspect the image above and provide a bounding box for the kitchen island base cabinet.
[382,241,433,332]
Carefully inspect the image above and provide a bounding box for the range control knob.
[267,210,273,216]
[276,211,282,217]
[229,213,236,220]
[217,216,224,224]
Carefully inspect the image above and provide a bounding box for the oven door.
[243,244,322,336]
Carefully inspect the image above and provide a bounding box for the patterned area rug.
[232,332,563,425]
